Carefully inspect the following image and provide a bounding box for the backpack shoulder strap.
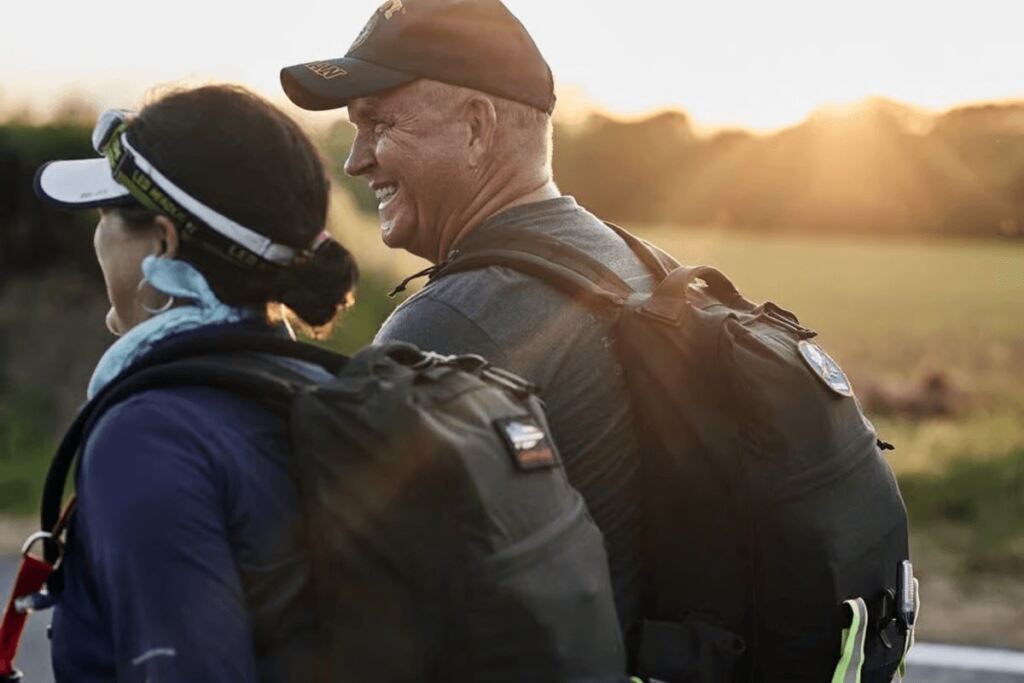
[601,221,676,279]
[435,225,670,308]
[435,222,747,323]
[39,332,346,559]
[134,328,348,374]
[438,246,629,308]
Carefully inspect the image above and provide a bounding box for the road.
[2,557,1022,682]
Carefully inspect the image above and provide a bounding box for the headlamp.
[91,109,133,155]
[93,109,315,269]
[36,109,334,271]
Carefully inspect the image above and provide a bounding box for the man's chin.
[379,219,401,248]
[380,221,435,262]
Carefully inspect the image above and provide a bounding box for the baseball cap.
[280,0,556,113]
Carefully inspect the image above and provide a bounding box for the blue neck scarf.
[88,256,259,399]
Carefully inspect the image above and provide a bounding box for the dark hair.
[118,85,357,334]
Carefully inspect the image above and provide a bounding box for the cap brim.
[280,57,417,111]
[34,159,132,209]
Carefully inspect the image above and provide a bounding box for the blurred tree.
[549,98,1024,239]
[0,123,99,287]
[554,111,696,224]
[50,94,98,127]
[319,119,378,215]
[931,103,1024,236]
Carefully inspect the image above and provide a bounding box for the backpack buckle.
[872,588,897,649]
[897,560,917,630]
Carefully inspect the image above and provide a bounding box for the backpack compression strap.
[830,598,869,683]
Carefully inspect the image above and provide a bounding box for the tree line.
[3,97,1022,281]
[327,97,1024,239]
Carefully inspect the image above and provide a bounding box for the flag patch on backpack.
[495,416,558,470]
[798,340,853,397]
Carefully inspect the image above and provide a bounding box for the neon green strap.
[896,577,920,681]
[831,597,869,683]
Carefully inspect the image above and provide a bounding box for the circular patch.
[798,340,853,397]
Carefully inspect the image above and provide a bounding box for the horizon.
[2,0,1023,132]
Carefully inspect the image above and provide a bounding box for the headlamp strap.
[103,131,295,271]
[104,129,193,226]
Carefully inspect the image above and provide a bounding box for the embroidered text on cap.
[304,62,348,80]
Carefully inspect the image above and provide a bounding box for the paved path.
[2,557,1022,681]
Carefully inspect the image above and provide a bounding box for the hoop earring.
[143,296,176,315]
[137,279,176,316]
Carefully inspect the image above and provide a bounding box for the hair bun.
[275,239,359,328]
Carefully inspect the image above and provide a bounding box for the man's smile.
[373,183,399,211]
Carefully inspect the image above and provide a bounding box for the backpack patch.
[798,340,853,397]
[495,416,558,470]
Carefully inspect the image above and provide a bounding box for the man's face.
[345,80,471,261]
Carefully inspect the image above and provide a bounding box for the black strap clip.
[388,251,460,298]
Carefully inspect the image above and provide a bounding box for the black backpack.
[38,330,627,683]
[432,224,918,683]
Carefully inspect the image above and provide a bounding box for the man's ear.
[152,215,180,258]
[465,94,498,168]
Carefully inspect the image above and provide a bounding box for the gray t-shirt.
[375,196,654,632]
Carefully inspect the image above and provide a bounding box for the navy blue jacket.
[50,328,326,682]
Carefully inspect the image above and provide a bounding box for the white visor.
[34,158,132,209]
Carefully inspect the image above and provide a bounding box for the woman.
[33,85,358,681]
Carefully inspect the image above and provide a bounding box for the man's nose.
[344,133,374,177]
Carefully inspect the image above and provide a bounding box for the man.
[281,0,655,643]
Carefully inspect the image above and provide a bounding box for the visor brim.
[280,56,417,111]
[34,159,132,209]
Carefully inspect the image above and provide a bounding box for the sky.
[2,0,1023,131]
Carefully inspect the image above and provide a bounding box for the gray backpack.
[40,330,627,682]
[432,223,918,683]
